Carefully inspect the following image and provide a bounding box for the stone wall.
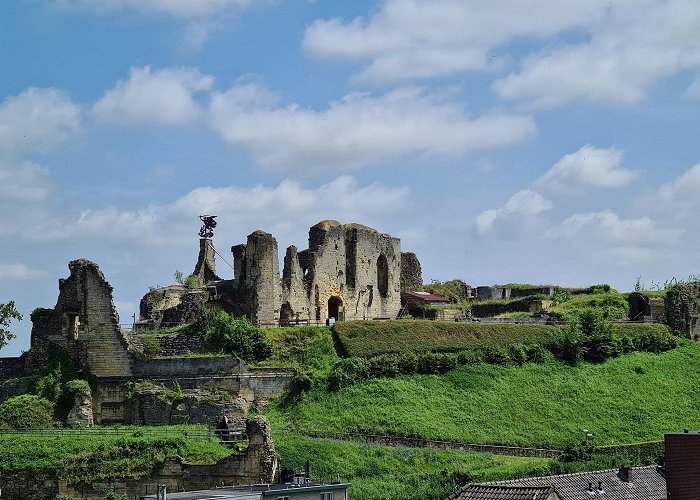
[665,282,700,338]
[130,331,205,357]
[3,417,277,499]
[400,251,423,292]
[132,357,243,378]
[246,230,281,326]
[124,386,249,426]
[0,469,58,500]
[0,354,26,379]
[91,369,293,424]
[279,221,402,324]
[0,376,31,404]
[192,237,222,282]
[26,259,133,378]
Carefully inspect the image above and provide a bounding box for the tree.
[0,301,22,350]
[187,307,273,363]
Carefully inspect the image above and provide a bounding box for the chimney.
[619,466,632,483]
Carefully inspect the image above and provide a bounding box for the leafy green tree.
[188,308,273,362]
[0,300,22,349]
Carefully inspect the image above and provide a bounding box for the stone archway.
[280,302,294,327]
[328,296,343,321]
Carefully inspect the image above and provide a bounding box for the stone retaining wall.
[0,354,26,379]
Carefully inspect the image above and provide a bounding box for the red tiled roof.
[402,291,451,302]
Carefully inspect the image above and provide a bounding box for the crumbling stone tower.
[277,220,402,324]
[27,259,133,377]
[244,231,282,327]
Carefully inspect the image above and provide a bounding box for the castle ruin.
[141,220,420,328]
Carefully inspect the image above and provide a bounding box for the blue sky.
[2,0,700,356]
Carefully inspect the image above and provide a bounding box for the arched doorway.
[280,302,294,327]
[328,296,343,321]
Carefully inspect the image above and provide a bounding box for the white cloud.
[683,75,700,99]
[0,263,48,281]
[0,88,81,156]
[55,0,251,18]
[26,176,410,244]
[303,0,608,84]
[493,0,700,107]
[556,210,682,247]
[0,161,52,202]
[209,84,536,172]
[475,189,553,237]
[657,162,700,201]
[92,66,214,125]
[537,145,639,191]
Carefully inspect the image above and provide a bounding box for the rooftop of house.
[140,481,351,500]
[449,466,666,500]
[449,484,559,500]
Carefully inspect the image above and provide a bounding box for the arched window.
[377,254,389,298]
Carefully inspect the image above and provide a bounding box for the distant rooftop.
[140,482,351,500]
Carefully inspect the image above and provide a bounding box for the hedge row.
[325,321,677,390]
[327,344,550,390]
[333,320,562,358]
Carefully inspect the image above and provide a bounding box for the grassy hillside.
[275,432,551,500]
[268,340,700,449]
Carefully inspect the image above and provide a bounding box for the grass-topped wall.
[334,320,563,358]
[333,320,674,359]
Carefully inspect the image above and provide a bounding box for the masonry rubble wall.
[25,259,133,378]
[0,354,26,378]
[132,357,244,378]
[2,417,277,500]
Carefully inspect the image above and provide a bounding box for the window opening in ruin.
[65,312,81,340]
[280,302,294,327]
[377,254,389,298]
[328,296,343,321]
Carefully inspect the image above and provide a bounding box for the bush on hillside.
[327,344,550,390]
[555,309,677,365]
[187,308,273,363]
[0,394,54,429]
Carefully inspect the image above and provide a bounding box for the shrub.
[328,358,370,390]
[188,308,273,363]
[141,334,161,357]
[34,364,64,403]
[0,394,54,429]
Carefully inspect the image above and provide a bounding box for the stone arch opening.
[328,296,343,321]
[628,292,651,321]
[280,302,294,327]
[377,254,389,298]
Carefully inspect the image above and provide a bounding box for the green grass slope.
[269,341,700,448]
[275,432,551,500]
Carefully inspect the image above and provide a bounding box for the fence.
[0,426,246,444]
[282,428,563,458]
